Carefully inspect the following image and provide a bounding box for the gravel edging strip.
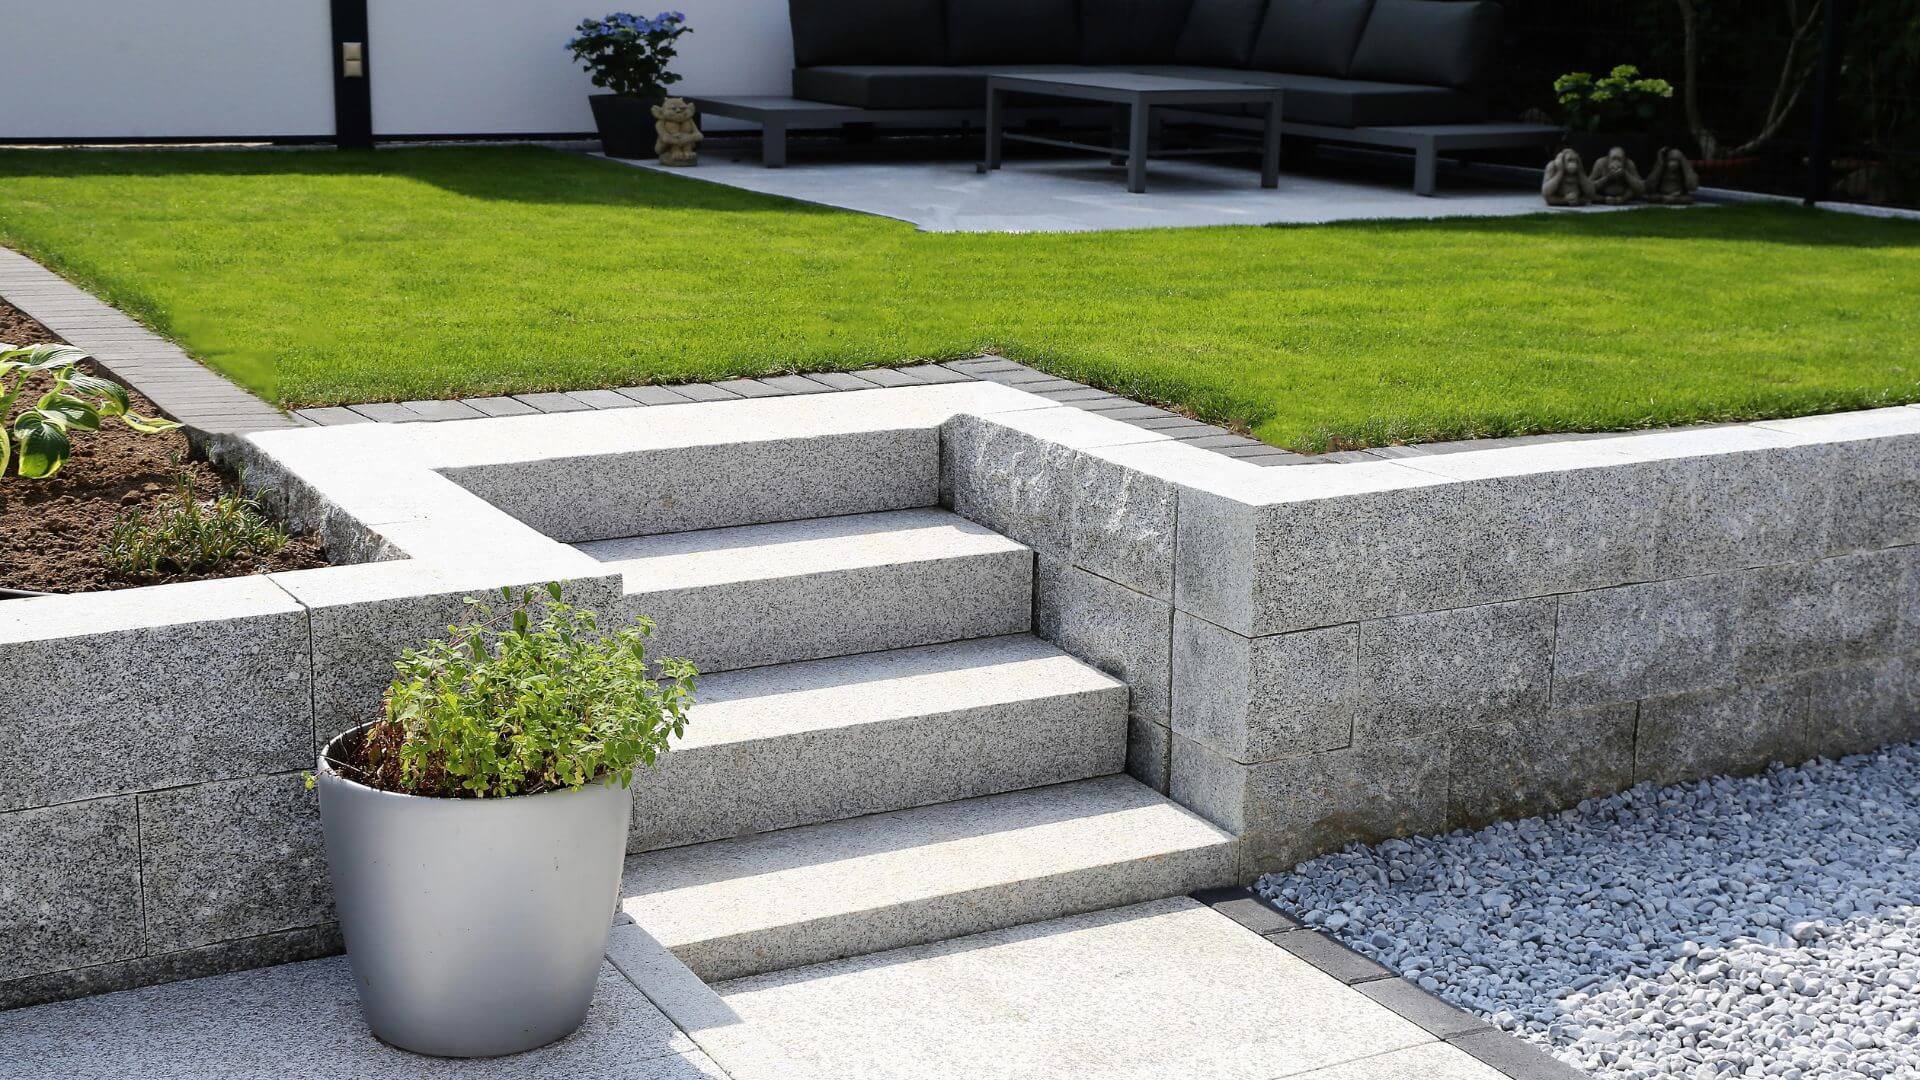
[0,247,295,435]
[1189,886,1592,1080]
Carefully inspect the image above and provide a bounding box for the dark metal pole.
[1804,0,1845,205]
[330,0,374,149]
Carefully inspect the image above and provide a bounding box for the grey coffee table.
[983,72,1283,194]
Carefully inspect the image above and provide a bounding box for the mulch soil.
[1,299,327,594]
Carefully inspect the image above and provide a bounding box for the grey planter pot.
[316,728,633,1058]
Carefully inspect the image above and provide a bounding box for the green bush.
[105,477,290,577]
[1555,64,1675,132]
[345,584,695,799]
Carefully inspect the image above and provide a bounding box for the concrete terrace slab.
[713,897,1505,1080]
[617,155,1647,234]
[0,956,725,1080]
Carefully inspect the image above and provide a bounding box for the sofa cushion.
[1348,0,1501,89]
[1249,0,1376,77]
[947,0,1081,64]
[1080,0,1197,64]
[791,66,988,110]
[1172,0,1269,66]
[1124,67,1483,126]
[788,0,947,67]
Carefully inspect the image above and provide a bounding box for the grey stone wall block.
[1172,488,1259,636]
[1635,678,1811,786]
[1552,574,1747,709]
[1647,443,1838,579]
[443,429,940,543]
[1446,705,1636,829]
[1748,550,1905,676]
[1175,734,1449,874]
[1354,598,1555,744]
[1823,434,1920,555]
[0,583,311,811]
[1803,654,1920,760]
[1035,558,1172,724]
[137,774,332,952]
[1127,717,1173,794]
[942,414,1080,561]
[0,924,343,1012]
[1172,614,1354,763]
[1455,465,1664,604]
[0,798,143,982]
[1072,453,1176,599]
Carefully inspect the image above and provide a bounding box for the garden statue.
[652,97,702,166]
[1643,147,1700,204]
[1541,148,1595,208]
[1587,147,1646,205]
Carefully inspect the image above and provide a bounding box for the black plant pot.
[589,93,665,160]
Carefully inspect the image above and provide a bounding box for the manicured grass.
[1,146,1916,450]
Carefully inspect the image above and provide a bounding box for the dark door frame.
[330,0,373,148]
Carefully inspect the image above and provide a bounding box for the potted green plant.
[1554,64,1677,168]
[313,584,695,1058]
[568,11,692,159]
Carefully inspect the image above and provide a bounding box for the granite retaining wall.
[944,406,1920,878]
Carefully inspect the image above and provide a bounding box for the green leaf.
[7,343,89,371]
[37,392,101,431]
[63,372,132,416]
[13,412,73,478]
[119,411,181,434]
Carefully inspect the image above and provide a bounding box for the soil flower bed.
[0,299,325,594]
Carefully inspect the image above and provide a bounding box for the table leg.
[1261,97,1282,189]
[763,120,787,168]
[1109,105,1127,166]
[1127,101,1149,194]
[1413,140,1437,196]
[984,87,1003,170]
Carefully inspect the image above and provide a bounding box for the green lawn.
[1,146,1916,451]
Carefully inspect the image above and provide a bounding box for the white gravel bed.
[1258,742,1920,1080]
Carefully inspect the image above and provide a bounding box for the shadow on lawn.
[1288,196,1920,249]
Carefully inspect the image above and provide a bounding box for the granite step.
[576,507,1033,674]
[628,634,1128,854]
[619,774,1239,982]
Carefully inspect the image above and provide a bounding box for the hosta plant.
[330,583,696,799]
[0,342,179,478]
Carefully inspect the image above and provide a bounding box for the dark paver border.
[1189,886,1592,1080]
[0,247,295,435]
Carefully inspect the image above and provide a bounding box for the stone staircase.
[578,451,1237,983]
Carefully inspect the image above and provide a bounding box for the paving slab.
[714,897,1480,1080]
[0,956,725,1080]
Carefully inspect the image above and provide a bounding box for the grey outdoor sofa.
[706,0,1554,193]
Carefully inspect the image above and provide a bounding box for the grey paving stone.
[669,381,743,401]
[0,797,143,981]
[757,374,834,395]
[1446,705,1636,830]
[711,378,788,398]
[1250,453,1318,466]
[1001,376,1085,393]
[970,367,1060,386]
[942,357,1020,373]
[1036,557,1173,724]
[616,384,696,405]
[1035,386,1115,402]
[1173,615,1356,762]
[0,584,311,811]
[137,774,332,951]
[1265,929,1394,985]
[1353,598,1556,744]
[1448,1029,1591,1080]
[899,363,975,384]
[1072,450,1177,599]
[295,406,372,426]
[400,398,485,421]
[567,388,642,410]
[464,395,540,416]
[1635,678,1810,786]
[446,426,938,543]
[852,367,923,387]
[1131,415,1214,431]
[801,371,879,390]
[1073,395,1146,412]
[1359,979,1494,1039]
[346,401,421,423]
[1185,432,1267,449]
[1101,405,1180,421]
[512,391,593,413]
[0,956,710,1079]
[1191,887,1303,935]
